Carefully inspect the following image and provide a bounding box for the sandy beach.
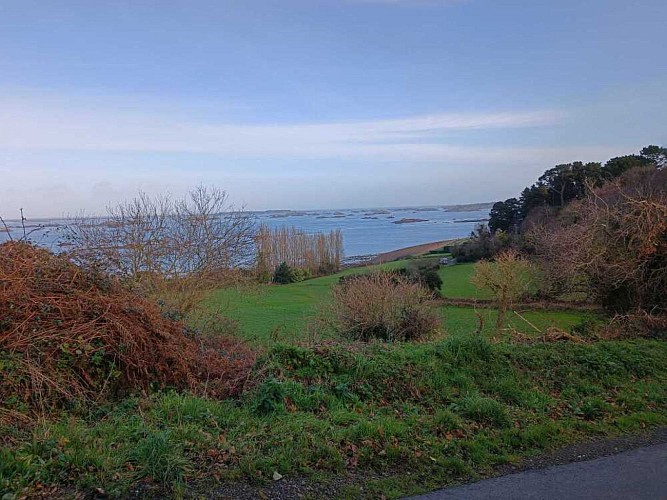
[369,238,465,264]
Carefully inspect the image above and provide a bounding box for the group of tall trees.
[485,145,667,316]
[529,167,667,314]
[488,145,667,233]
[255,224,344,280]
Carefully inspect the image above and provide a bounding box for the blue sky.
[1,0,666,216]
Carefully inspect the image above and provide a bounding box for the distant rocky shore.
[392,218,429,224]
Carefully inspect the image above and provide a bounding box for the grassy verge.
[2,337,666,498]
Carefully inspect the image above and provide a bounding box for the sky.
[1,0,666,217]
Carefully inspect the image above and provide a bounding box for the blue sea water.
[0,206,489,261]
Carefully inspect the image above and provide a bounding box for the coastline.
[367,238,465,265]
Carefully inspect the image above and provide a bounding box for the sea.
[0,205,490,263]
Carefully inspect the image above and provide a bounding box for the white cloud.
[0,92,564,162]
[0,90,637,216]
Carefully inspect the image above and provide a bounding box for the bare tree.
[527,167,667,314]
[255,224,343,279]
[172,186,256,273]
[471,249,537,333]
[66,186,256,311]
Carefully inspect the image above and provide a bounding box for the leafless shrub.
[326,272,442,342]
[471,249,538,332]
[599,311,667,340]
[65,186,256,312]
[527,167,667,314]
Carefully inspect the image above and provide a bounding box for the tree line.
[255,224,343,281]
[488,145,667,233]
[471,144,667,319]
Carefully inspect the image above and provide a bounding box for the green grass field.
[438,262,491,299]
[206,260,589,345]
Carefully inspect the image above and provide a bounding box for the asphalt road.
[409,443,667,500]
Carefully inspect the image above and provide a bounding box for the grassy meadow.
[207,261,586,345]
[2,257,666,499]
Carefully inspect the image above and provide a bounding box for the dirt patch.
[439,297,601,312]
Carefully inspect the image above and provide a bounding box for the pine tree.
[272,262,295,284]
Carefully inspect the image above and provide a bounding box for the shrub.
[570,318,604,339]
[528,167,667,314]
[272,262,295,284]
[337,273,365,285]
[341,263,442,294]
[599,312,667,340]
[397,260,443,293]
[253,378,286,415]
[66,186,256,303]
[328,273,442,342]
[471,250,538,332]
[291,267,312,282]
[420,269,443,292]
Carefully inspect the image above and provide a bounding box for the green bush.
[272,262,295,284]
[253,378,287,415]
[419,268,443,292]
[291,267,312,282]
[399,261,443,293]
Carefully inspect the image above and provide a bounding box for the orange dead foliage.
[0,242,256,414]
